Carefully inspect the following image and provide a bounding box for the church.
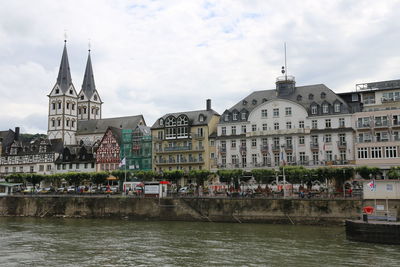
[47,41,145,146]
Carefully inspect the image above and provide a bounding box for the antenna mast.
[284,42,287,81]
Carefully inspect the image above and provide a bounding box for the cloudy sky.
[1,0,400,134]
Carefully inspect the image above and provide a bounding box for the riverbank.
[0,196,362,225]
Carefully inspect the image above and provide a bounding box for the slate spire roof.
[56,41,73,93]
[81,51,96,99]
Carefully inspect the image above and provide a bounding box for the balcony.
[381,97,400,103]
[337,141,347,149]
[357,123,371,129]
[192,134,205,140]
[271,145,280,151]
[219,146,227,154]
[284,144,293,151]
[240,145,247,154]
[374,121,389,128]
[164,146,192,152]
[356,138,372,143]
[392,121,400,128]
[260,145,269,154]
[310,143,319,150]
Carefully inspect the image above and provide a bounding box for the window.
[252,154,257,164]
[241,125,247,133]
[83,107,87,114]
[252,99,257,105]
[274,153,280,166]
[325,119,331,128]
[339,133,346,145]
[39,165,44,171]
[251,139,257,147]
[231,140,236,148]
[210,152,215,159]
[159,119,164,126]
[297,95,302,101]
[358,148,368,159]
[197,128,203,137]
[286,152,293,163]
[285,107,292,116]
[286,122,292,129]
[51,120,55,127]
[241,112,246,120]
[352,94,359,102]
[177,116,188,126]
[66,102,70,109]
[309,94,314,100]
[311,105,317,115]
[261,123,267,131]
[273,108,279,117]
[274,122,279,130]
[312,120,317,129]
[299,121,304,129]
[325,151,333,161]
[233,112,238,120]
[371,147,382,159]
[321,92,326,99]
[261,109,268,118]
[55,89,59,94]
[325,134,332,143]
[262,138,268,146]
[221,127,226,135]
[299,152,306,163]
[66,119,70,127]
[199,115,204,122]
[339,118,345,127]
[165,127,176,139]
[94,95,97,101]
[71,120,75,128]
[322,104,329,114]
[58,102,61,109]
[299,136,305,145]
[80,95,84,100]
[57,119,61,126]
[312,152,319,164]
[231,126,236,135]
[385,146,397,158]
[224,114,229,122]
[252,124,257,132]
[52,103,56,110]
[334,103,341,112]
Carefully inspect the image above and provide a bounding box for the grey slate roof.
[56,43,73,93]
[76,115,145,135]
[136,125,151,135]
[81,52,97,99]
[0,129,15,154]
[151,109,220,129]
[220,84,353,123]
[4,138,63,156]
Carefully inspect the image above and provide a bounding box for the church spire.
[81,50,96,99]
[56,41,73,93]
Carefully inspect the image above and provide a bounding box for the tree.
[251,169,276,185]
[162,170,184,184]
[356,166,381,179]
[6,173,26,184]
[90,172,108,187]
[64,172,84,187]
[188,170,211,188]
[26,174,44,187]
[387,167,400,179]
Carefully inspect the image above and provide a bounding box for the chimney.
[206,99,211,111]
[0,138,3,156]
[14,127,20,141]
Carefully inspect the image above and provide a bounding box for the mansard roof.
[151,109,220,129]
[56,42,73,93]
[220,84,353,123]
[80,52,97,99]
[76,115,145,135]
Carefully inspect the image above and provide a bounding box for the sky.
[1,0,400,134]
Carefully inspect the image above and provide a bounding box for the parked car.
[22,186,36,194]
[67,186,76,193]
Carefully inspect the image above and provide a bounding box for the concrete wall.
[0,196,362,225]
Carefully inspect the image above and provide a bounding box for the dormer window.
[334,103,341,113]
[177,115,189,126]
[233,112,238,121]
[322,103,329,114]
[252,99,257,105]
[297,95,302,101]
[242,100,247,105]
[311,105,317,115]
[309,94,314,100]
[241,112,246,120]
[262,98,268,103]
[224,114,229,122]
[321,92,326,99]
[159,119,164,126]
[165,116,176,127]
[199,115,205,122]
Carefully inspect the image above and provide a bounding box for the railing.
[271,145,280,151]
[310,143,319,149]
[260,145,269,153]
[284,144,293,150]
[374,121,389,127]
[337,141,347,148]
[219,146,227,153]
[357,123,371,128]
[192,134,204,139]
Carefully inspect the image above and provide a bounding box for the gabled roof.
[80,52,97,99]
[2,138,63,156]
[108,127,123,144]
[151,109,220,129]
[0,129,16,154]
[56,42,73,93]
[76,115,145,135]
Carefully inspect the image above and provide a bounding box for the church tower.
[47,41,78,145]
[77,50,103,121]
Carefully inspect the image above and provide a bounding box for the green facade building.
[121,126,152,171]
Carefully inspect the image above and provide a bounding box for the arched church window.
[58,102,61,109]
[52,102,56,110]
[57,119,61,127]
[83,107,87,114]
[72,103,75,110]
[71,120,75,128]
[51,119,55,127]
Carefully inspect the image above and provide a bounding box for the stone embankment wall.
[0,196,362,225]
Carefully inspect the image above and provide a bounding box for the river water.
[0,217,399,267]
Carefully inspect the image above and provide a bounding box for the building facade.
[151,99,220,172]
[216,74,358,170]
[95,127,122,172]
[121,126,152,171]
[54,145,96,173]
[353,80,400,174]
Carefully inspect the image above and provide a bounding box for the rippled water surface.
[0,217,399,267]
